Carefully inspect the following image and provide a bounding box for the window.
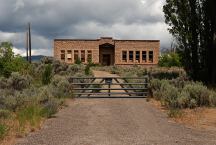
[67,50,72,61]
[74,50,79,62]
[149,51,153,62]
[87,50,92,62]
[60,50,65,61]
[122,51,127,62]
[142,51,147,62]
[81,50,85,62]
[136,51,140,63]
[129,51,133,61]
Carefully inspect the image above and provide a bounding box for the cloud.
[0,0,171,56]
[14,0,25,12]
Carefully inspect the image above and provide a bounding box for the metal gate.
[69,76,149,98]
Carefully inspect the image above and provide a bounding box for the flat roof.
[54,38,160,42]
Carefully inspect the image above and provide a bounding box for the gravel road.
[15,71,216,145]
[16,98,216,145]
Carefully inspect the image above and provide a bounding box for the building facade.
[54,37,160,66]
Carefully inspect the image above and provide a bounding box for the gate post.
[105,78,112,97]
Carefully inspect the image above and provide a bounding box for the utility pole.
[28,22,32,63]
[26,31,29,61]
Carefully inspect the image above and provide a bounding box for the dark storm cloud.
[0,0,171,56]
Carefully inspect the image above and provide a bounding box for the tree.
[0,42,30,77]
[163,0,216,84]
[159,52,182,67]
[0,42,14,61]
[0,42,14,77]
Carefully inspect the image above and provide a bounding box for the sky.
[0,0,172,56]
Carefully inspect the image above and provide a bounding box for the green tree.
[0,42,30,77]
[0,42,14,77]
[163,0,216,84]
[0,42,14,62]
[159,52,181,67]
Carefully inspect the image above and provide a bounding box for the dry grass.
[0,114,45,145]
[149,98,216,131]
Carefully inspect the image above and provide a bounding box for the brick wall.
[114,40,160,65]
[54,37,160,65]
[54,40,100,64]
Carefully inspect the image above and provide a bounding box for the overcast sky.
[0,0,172,56]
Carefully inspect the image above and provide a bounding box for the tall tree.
[163,0,216,84]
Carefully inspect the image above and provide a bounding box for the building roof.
[54,37,160,42]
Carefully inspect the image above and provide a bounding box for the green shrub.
[85,65,91,75]
[37,86,53,104]
[0,77,8,89]
[150,78,215,109]
[167,109,183,118]
[177,91,190,108]
[75,57,82,65]
[162,84,179,109]
[189,99,198,108]
[7,72,31,90]
[3,95,19,111]
[149,67,186,80]
[42,64,53,85]
[41,98,59,118]
[0,124,8,140]
[150,79,180,108]
[50,75,73,98]
[183,82,210,106]
[67,64,84,75]
[209,91,216,107]
[0,109,12,119]
[40,56,53,64]
[84,59,95,75]
[150,79,162,92]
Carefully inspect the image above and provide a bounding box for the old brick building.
[54,37,160,66]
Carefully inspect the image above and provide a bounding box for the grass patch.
[0,124,8,140]
[0,109,12,119]
[167,109,183,118]
[17,105,43,128]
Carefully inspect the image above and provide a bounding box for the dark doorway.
[99,43,114,65]
[102,54,111,65]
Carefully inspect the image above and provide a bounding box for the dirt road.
[16,71,216,145]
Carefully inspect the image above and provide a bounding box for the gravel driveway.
[15,71,216,145]
[16,98,216,145]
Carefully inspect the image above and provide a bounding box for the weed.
[17,105,42,128]
[0,109,12,119]
[0,124,8,140]
[167,109,183,118]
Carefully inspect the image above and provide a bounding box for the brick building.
[54,37,160,66]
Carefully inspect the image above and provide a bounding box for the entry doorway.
[102,54,111,65]
[99,43,114,66]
